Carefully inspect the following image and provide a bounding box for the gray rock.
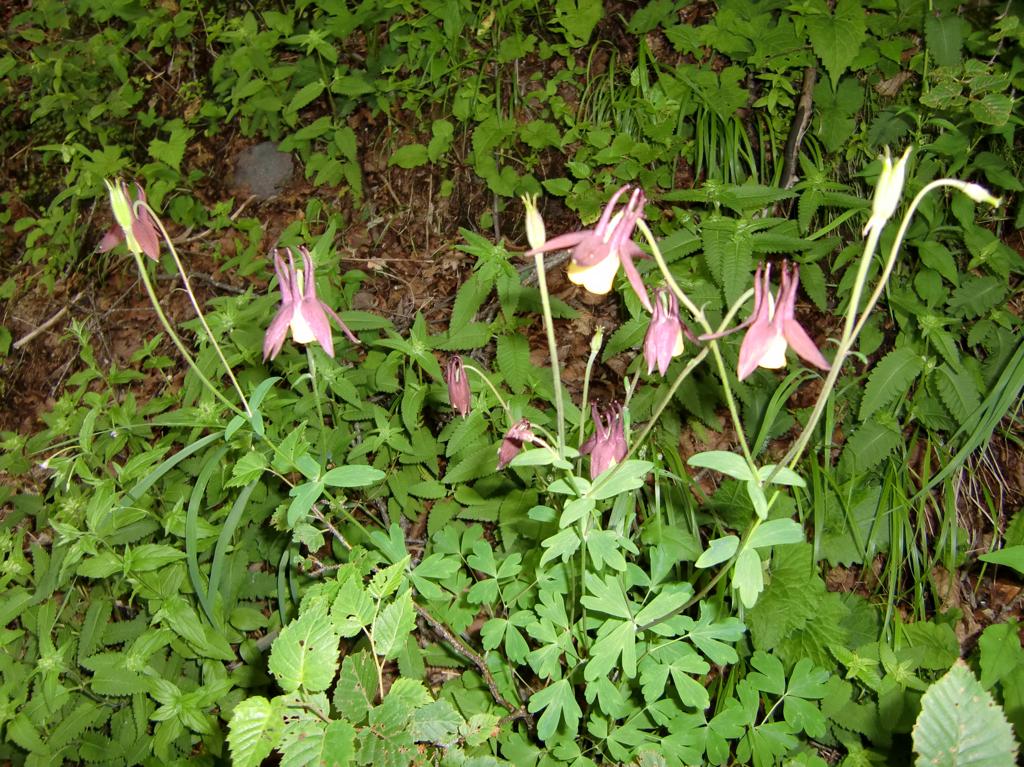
[232,141,294,198]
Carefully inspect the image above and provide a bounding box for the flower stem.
[132,253,244,416]
[307,347,328,463]
[533,252,566,458]
[140,201,251,415]
[637,220,757,476]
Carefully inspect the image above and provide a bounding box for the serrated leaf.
[268,603,340,693]
[228,697,282,767]
[860,347,924,422]
[334,650,377,724]
[496,333,531,392]
[410,699,463,746]
[702,217,753,306]
[226,450,267,487]
[806,0,866,90]
[912,660,1017,766]
[838,421,901,479]
[934,364,981,425]
[948,276,1006,318]
[371,591,415,660]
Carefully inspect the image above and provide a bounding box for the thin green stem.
[307,347,328,463]
[533,252,566,458]
[775,180,965,476]
[462,362,512,418]
[132,253,244,416]
[638,219,757,475]
[140,201,251,415]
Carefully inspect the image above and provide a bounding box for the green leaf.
[410,699,463,747]
[912,660,1018,767]
[978,622,1024,689]
[371,591,415,660]
[688,451,754,481]
[268,602,340,693]
[980,545,1024,576]
[747,650,786,695]
[553,0,603,46]
[806,0,866,90]
[389,144,429,169]
[496,333,532,392]
[321,464,385,487]
[334,650,377,724]
[838,421,901,479]
[696,535,739,568]
[540,527,581,566]
[732,547,764,608]
[287,479,324,528]
[584,619,637,681]
[591,460,652,500]
[226,451,267,487]
[934,364,981,425]
[702,217,754,306]
[679,603,746,665]
[228,697,282,767]
[147,119,194,171]
[860,347,924,422]
[925,13,965,68]
[529,678,582,741]
[287,79,325,115]
[748,519,804,549]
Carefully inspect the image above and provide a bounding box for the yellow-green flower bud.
[863,146,912,237]
[521,193,546,251]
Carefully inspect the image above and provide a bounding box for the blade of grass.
[187,445,228,626]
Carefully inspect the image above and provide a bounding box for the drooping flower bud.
[99,179,161,262]
[643,288,686,376]
[497,419,539,470]
[580,403,627,479]
[445,356,471,417]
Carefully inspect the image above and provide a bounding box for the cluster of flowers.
[446,185,832,479]
[102,179,358,362]
[102,176,830,482]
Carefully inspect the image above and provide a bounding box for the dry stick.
[412,601,532,725]
[778,66,817,192]
[12,290,87,350]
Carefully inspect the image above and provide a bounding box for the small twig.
[311,505,352,551]
[156,271,245,295]
[413,601,532,723]
[779,66,817,191]
[13,290,86,350]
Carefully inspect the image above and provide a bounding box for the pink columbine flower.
[497,419,540,470]
[98,179,161,262]
[262,246,358,360]
[527,185,653,312]
[445,356,471,417]
[644,288,687,376]
[737,262,830,381]
[581,403,627,479]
